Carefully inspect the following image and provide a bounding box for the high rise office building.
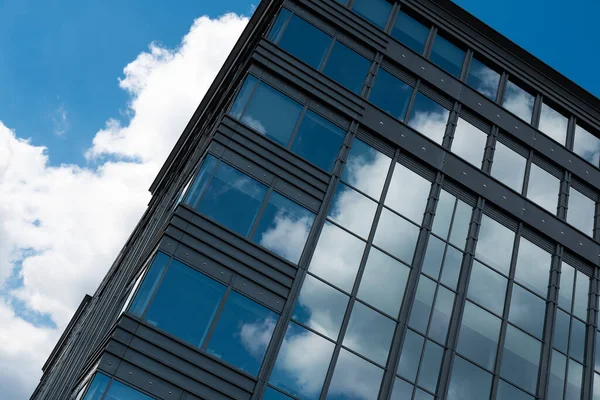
[31,0,600,399]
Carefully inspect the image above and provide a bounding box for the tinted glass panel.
[559,263,575,311]
[503,80,534,123]
[409,276,436,334]
[491,141,526,192]
[508,284,546,339]
[452,118,487,167]
[185,155,219,209]
[514,238,551,297]
[567,187,595,236]
[500,325,541,393]
[449,200,472,249]
[358,248,410,317]
[447,356,492,400]
[293,275,348,340]
[144,261,226,347]
[327,349,383,399]
[253,192,315,263]
[496,380,534,400]
[391,378,414,400]
[328,183,377,238]
[385,164,431,224]
[270,322,335,400]
[570,318,586,363]
[230,75,259,119]
[432,190,455,240]
[398,329,425,382]
[267,9,291,43]
[567,360,583,400]
[467,57,500,100]
[391,11,429,54]
[241,82,304,146]
[476,215,514,275]
[539,103,568,144]
[430,35,465,78]
[373,208,420,264]
[429,286,454,344]
[369,69,413,121]
[82,373,110,400]
[129,252,170,316]
[553,309,570,353]
[309,221,366,292]
[467,260,507,315]
[323,42,371,94]
[104,380,153,400]
[264,387,294,400]
[419,341,443,392]
[414,389,434,400]
[573,270,589,320]
[440,246,463,291]
[527,164,560,215]
[421,235,446,280]
[595,373,600,400]
[457,301,501,370]
[407,92,450,144]
[548,351,566,400]
[343,302,395,365]
[207,291,278,376]
[342,139,391,199]
[278,15,331,70]
[351,0,392,29]
[574,124,600,166]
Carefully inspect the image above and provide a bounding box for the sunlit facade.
[33,1,600,400]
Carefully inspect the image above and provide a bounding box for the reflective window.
[323,41,371,94]
[503,80,534,123]
[369,69,413,121]
[267,9,291,44]
[409,275,455,344]
[129,252,170,317]
[447,356,492,400]
[264,387,294,400]
[385,164,432,224]
[467,57,500,100]
[276,14,331,70]
[508,284,546,338]
[422,236,463,291]
[457,301,501,370]
[467,260,507,315]
[270,322,335,400]
[391,10,429,54]
[475,215,514,275]
[351,0,392,29]
[104,380,154,400]
[430,35,465,78]
[431,191,472,249]
[328,183,377,238]
[573,124,600,166]
[397,329,443,396]
[513,238,551,298]
[491,141,526,192]
[373,208,420,264]
[82,373,110,400]
[391,378,414,400]
[567,187,595,236]
[341,139,391,199]
[230,75,259,119]
[539,103,568,145]
[327,349,383,399]
[527,164,560,215]
[451,117,488,168]
[496,380,534,400]
[500,325,541,393]
[343,302,395,365]
[408,91,450,144]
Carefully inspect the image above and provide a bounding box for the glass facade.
[81,373,154,400]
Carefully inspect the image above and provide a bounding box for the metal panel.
[113,361,184,400]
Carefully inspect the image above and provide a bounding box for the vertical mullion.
[188,158,220,210]
[319,37,337,73]
[443,102,461,151]
[99,378,114,400]
[423,26,437,59]
[139,258,174,320]
[482,126,499,175]
[201,285,234,350]
[460,49,473,83]
[403,80,421,124]
[248,186,275,240]
[286,106,308,150]
[379,171,444,400]
[496,71,509,106]
[532,93,543,128]
[362,53,383,99]
[558,171,571,221]
[385,2,401,34]
[583,271,599,400]
[566,116,577,151]
[521,150,534,198]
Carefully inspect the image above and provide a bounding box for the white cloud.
[0,12,248,400]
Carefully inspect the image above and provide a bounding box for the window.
[573,124,600,167]
[500,325,541,394]
[503,80,534,123]
[447,356,492,400]
[184,155,315,263]
[129,253,278,376]
[351,0,392,29]
[491,140,526,192]
[391,10,430,54]
[429,35,465,78]
[475,215,514,276]
[456,301,501,370]
[526,163,560,215]
[81,373,153,400]
[322,41,371,94]
[230,76,346,172]
[539,102,568,145]
[567,186,595,237]
[451,117,488,168]
[407,91,450,144]
[369,68,414,121]
[267,8,292,44]
[467,57,500,100]
[263,387,294,400]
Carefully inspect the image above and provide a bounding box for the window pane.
[104,380,153,400]
[391,11,429,54]
[432,190,455,240]
[185,155,220,210]
[514,238,551,297]
[398,329,425,382]
[270,322,335,400]
[144,261,226,347]
[429,286,455,344]
[309,221,366,292]
[264,387,294,400]
[409,276,436,334]
[548,351,566,400]
[323,42,371,94]
[407,92,450,144]
[457,301,501,370]
[328,183,377,238]
[596,331,600,372]
[467,57,500,100]
[278,15,331,70]
[448,200,472,249]
[491,141,526,192]
[422,235,446,280]
[342,139,391,199]
[418,341,444,392]
[82,373,110,400]
[559,264,575,311]
[207,291,278,376]
[440,246,463,291]
[447,356,492,400]
[129,252,170,316]
[574,124,600,166]
[197,162,269,237]
[467,261,507,315]
[241,82,304,146]
[343,302,395,365]
[414,389,434,400]
[527,163,560,215]
[327,349,383,399]
[385,164,431,224]
[268,9,291,42]
[291,110,345,172]
[369,69,413,121]
[476,216,514,275]
[500,325,541,393]
[503,80,534,123]
[595,373,600,400]
[570,318,586,363]
[573,270,589,320]
[539,103,568,145]
[358,248,410,317]
[430,35,465,78]
[351,0,391,29]
[253,192,315,264]
[391,378,414,400]
[293,275,348,340]
[553,309,570,353]
[496,380,534,400]
[230,75,259,119]
[508,284,546,339]
[566,360,584,400]
[373,209,420,264]
[568,188,595,236]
